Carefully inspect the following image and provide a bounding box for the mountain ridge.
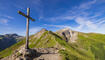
[0,28,105,60]
[0,33,23,51]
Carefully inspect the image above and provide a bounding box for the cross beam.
[18,10,35,21]
[18,8,35,49]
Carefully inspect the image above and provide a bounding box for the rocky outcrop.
[1,47,61,60]
[56,28,78,42]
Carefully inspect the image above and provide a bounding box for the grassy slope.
[0,31,105,60]
[59,32,105,60]
[0,31,62,58]
[0,39,25,58]
[77,33,105,60]
[29,31,58,48]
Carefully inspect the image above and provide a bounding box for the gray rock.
[56,28,78,42]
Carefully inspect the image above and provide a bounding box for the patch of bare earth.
[1,48,62,60]
[34,53,62,60]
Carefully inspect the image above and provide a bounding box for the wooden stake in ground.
[18,8,35,49]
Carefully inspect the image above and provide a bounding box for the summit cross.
[18,8,35,49]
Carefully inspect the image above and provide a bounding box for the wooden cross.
[18,8,35,49]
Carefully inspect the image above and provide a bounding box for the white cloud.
[4,15,14,19]
[78,0,96,9]
[44,24,76,31]
[0,15,14,25]
[46,24,71,28]
[0,15,14,19]
[75,17,86,25]
[75,17,97,30]
[86,21,97,29]
[43,0,97,21]
[0,18,8,25]
[42,0,105,34]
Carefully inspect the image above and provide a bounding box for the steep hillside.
[29,28,63,48]
[0,34,23,51]
[0,29,64,59]
[77,33,105,60]
[59,32,105,60]
[0,28,105,60]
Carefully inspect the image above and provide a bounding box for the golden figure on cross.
[18,8,35,49]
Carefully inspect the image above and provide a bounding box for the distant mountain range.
[0,34,23,51]
[0,28,105,60]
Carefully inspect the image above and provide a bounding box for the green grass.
[0,31,105,60]
[0,37,3,39]
[56,32,105,60]
[75,33,105,60]
[0,39,25,58]
[29,31,57,48]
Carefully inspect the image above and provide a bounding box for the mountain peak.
[56,28,78,42]
[0,33,23,51]
[33,28,48,39]
[56,28,71,33]
[62,27,71,31]
[40,28,47,32]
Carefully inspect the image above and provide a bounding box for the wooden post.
[25,8,30,49]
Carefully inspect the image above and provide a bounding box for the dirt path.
[34,53,62,60]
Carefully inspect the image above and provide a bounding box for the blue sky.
[0,0,105,36]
